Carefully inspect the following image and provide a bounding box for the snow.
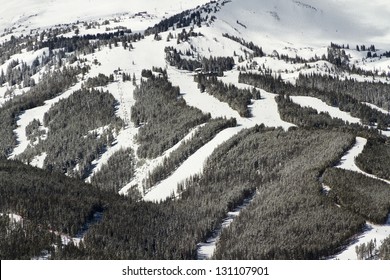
[290,96,361,125]
[168,68,244,121]
[222,70,294,130]
[119,124,204,196]
[322,184,331,194]
[0,48,49,75]
[81,41,168,186]
[2,0,390,263]
[334,215,390,260]
[212,0,390,52]
[362,102,389,115]
[30,152,47,168]
[83,77,138,183]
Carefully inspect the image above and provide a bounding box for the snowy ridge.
[0,0,212,37]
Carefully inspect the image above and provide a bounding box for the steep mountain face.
[1,0,390,260]
[213,0,390,49]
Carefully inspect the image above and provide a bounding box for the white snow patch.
[0,213,23,224]
[362,102,389,115]
[30,152,47,168]
[86,126,139,183]
[322,184,331,194]
[222,70,294,130]
[167,67,246,122]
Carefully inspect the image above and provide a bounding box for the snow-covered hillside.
[2,0,390,194]
[0,0,211,35]
[2,0,390,261]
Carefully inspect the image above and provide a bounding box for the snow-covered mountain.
[3,0,390,48]
[0,0,211,33]
[1,0,390,261]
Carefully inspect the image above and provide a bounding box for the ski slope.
[290,96,361,124]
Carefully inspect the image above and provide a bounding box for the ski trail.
[221,70,295,130]
[336,137,390,184]
[334,215,390,260]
